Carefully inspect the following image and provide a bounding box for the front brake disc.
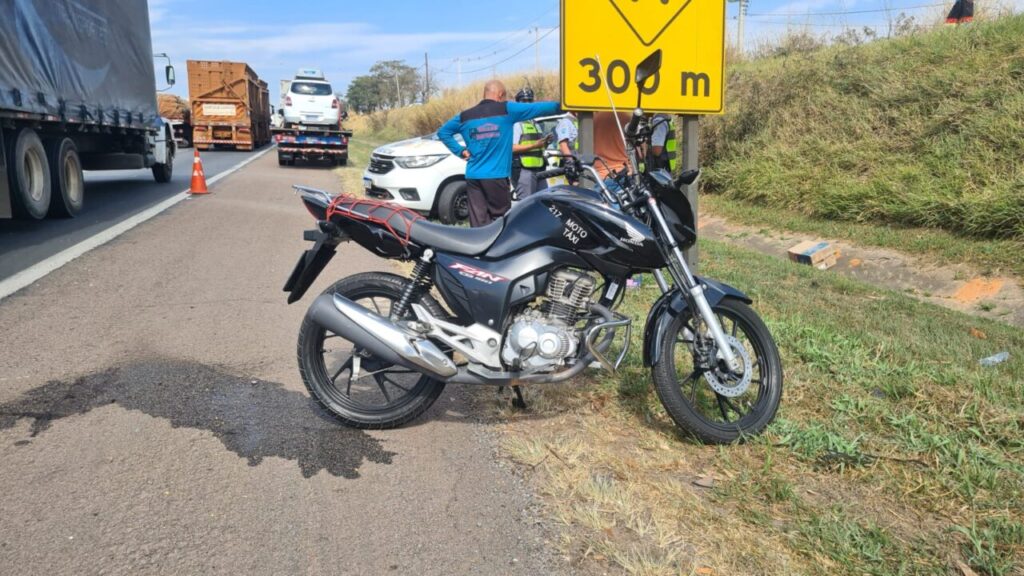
[703,335,753,398]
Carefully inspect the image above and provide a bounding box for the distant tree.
[369,60,423,109]
[346,60,425,113]
[346,75,382,114]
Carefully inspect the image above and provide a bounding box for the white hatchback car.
[283,69,340,128]
[363,115,567,224]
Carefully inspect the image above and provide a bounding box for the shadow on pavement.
[0,359,396,479]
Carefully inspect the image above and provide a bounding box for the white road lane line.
[0,146,275,302]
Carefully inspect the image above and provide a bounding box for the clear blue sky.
[149,0,996,103]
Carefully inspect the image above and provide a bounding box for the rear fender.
[642,277,752,367]
[284,228,339,304]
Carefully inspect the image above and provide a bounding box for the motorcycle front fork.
[647,198,742,372]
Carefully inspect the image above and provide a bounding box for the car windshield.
[535,116,568,150]
[291,82,333,96]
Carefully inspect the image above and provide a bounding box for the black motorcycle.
[284,51,782,443]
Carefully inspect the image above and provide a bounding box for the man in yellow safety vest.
[511,87,552,199]
[651,113,678,172]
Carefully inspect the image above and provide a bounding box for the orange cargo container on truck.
[187,60,271,151]
[157,94,192,148]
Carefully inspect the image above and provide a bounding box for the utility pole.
[738,0,747,55]
[727,0,749,55]
[424,52,430,103]
[534,26,540,74]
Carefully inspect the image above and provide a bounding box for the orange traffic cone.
[190,149,209,195]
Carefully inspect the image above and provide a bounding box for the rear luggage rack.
[326,195,424,247]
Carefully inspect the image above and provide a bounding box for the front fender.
[642,276,752,367]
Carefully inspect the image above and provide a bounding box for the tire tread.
[296,271,447,429]
[651,299,783,444]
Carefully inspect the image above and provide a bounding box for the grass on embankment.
[500,239,1023,575]
[700,15,1024,242]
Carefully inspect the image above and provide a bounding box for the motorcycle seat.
[342,202,504,256]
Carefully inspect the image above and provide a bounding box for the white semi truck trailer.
[0,0,176,219]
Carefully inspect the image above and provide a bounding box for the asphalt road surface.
[0,153,563,575]
[0,147,265,281]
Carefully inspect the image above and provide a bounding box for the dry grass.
[363,72,560,139]
[495,240,1024,575]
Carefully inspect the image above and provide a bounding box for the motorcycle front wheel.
[652,298,783,444]
[297,272,447,429]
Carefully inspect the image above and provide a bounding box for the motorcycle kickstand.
[498,385,529,410]
[511,385,528,410]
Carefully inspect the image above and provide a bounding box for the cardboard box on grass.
[788,241,841,270]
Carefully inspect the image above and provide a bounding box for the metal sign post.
[681,114,699,270]
[578,112,594,157]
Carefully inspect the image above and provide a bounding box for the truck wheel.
[8,128,51,220]
[437,181,468,224]
[152,161,173,183]
[46,138,84,218]
[152,137,174,183]
[336,155,348,167]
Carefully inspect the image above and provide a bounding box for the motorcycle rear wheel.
[652,298,783,444]
[297,272,447,429]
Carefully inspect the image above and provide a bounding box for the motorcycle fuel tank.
[485,186,664,273]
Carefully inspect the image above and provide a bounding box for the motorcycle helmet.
[515,87,535,103]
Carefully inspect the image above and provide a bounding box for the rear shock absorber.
[391,250,434,319]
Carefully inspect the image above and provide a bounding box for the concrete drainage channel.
[698,215,1024,329]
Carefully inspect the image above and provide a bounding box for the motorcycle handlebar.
[535,167,567,180]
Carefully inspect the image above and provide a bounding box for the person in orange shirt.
[593,111,633,192]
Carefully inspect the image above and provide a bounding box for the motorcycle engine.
[501,269,597,372]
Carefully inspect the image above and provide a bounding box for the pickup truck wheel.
[437,181,468,225]
[8,128,51,220]
[46,138,84,218]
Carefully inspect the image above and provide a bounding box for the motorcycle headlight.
[394,154,447,169]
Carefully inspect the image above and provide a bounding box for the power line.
[746,2,946,17]
[461,26,558,74]
[745,18,891,28]
[433,6,560,62]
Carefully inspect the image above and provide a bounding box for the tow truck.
[273,123,351,167]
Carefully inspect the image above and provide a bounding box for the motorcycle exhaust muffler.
[308,293,458,380]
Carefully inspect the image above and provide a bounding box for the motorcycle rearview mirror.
[165,65,176,86]
[634,49,662,109]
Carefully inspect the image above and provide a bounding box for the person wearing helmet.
[510,87,552,200]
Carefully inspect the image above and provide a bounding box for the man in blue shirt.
[438,80,560,227]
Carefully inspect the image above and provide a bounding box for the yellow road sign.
[561,0,726,114]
